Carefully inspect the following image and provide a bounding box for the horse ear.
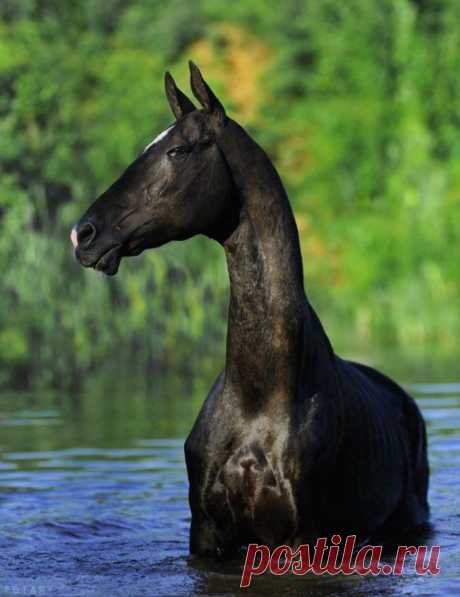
[189,61,226,125]
[164,71,196,119]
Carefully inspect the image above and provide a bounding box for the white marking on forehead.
[143,125,175,153]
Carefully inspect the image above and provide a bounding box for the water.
[0,366,459,596]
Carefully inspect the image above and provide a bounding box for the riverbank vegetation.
[1,0,459,388]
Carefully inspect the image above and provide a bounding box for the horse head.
[71,62,238,275]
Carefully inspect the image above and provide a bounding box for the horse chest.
[200,419,299,545]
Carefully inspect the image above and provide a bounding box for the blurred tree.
[0,0,458,389]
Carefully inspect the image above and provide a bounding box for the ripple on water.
[0,383,458,595]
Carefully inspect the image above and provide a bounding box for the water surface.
[0,366,459,596]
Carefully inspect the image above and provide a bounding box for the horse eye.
[199,136,213,147]
[167,146,189,158]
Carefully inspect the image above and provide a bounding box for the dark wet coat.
[72,63,429,557]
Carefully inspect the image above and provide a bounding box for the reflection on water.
[0,366,459,596]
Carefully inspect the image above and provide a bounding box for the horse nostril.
[76,221,97,248]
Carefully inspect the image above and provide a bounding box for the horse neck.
[218,121,313,407]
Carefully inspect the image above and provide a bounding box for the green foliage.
[0,0,458,388]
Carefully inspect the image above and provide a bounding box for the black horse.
[71,62,429,557]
